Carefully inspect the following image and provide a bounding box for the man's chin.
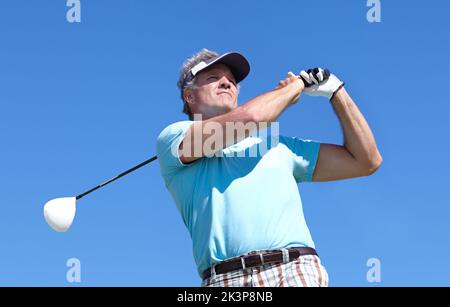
[219,103,236,114]
[198,101,237,119]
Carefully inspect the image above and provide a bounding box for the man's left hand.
[299,68,344,100]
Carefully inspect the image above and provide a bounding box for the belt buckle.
[259,253,265,266]
[240,256,247,270]
[241,253,267,271]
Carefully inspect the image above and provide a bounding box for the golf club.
[43,155,158,232]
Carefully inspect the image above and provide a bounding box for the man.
[156,49,382,287]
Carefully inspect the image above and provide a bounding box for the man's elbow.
[365,154,383,176]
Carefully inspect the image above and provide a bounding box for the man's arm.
[180,76,303,164]
[312,87,383,181]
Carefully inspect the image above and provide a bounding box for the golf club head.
[43,197,76,232]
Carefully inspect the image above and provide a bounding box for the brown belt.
[203,247,318,280]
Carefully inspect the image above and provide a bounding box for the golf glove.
[299,68,344,100]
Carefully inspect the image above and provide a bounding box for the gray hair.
[177,48,240,120]
[177,49,218,120]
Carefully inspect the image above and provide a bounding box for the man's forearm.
[242,83,300,123]
[331,87,382,172]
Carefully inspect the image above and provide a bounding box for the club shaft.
[76,155,158,200]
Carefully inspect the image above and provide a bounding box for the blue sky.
[0,0,449,286]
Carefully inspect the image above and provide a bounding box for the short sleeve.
[156,121,194,182]
[279,135,321,183]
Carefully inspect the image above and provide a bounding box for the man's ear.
[183,89,194,105]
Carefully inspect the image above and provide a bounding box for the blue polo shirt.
[156,120,321,277]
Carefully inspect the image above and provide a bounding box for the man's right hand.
[275,72,305,104]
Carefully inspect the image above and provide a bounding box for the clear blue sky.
[0,0,449,286]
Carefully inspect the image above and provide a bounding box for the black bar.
[75,155,158,200]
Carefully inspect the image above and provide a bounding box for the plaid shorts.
[201,249,329,287]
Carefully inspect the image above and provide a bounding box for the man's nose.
[218,76,232,89]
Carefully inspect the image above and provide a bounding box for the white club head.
[43,197,77,232]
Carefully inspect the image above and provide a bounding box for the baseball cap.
[182,52,250,88]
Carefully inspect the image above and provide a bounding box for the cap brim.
[196,52,250,84]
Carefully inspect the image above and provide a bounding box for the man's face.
[186,63,238,119]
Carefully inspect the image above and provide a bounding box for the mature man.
[156,49,382,287]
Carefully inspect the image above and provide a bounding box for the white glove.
[299,68,344,100]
